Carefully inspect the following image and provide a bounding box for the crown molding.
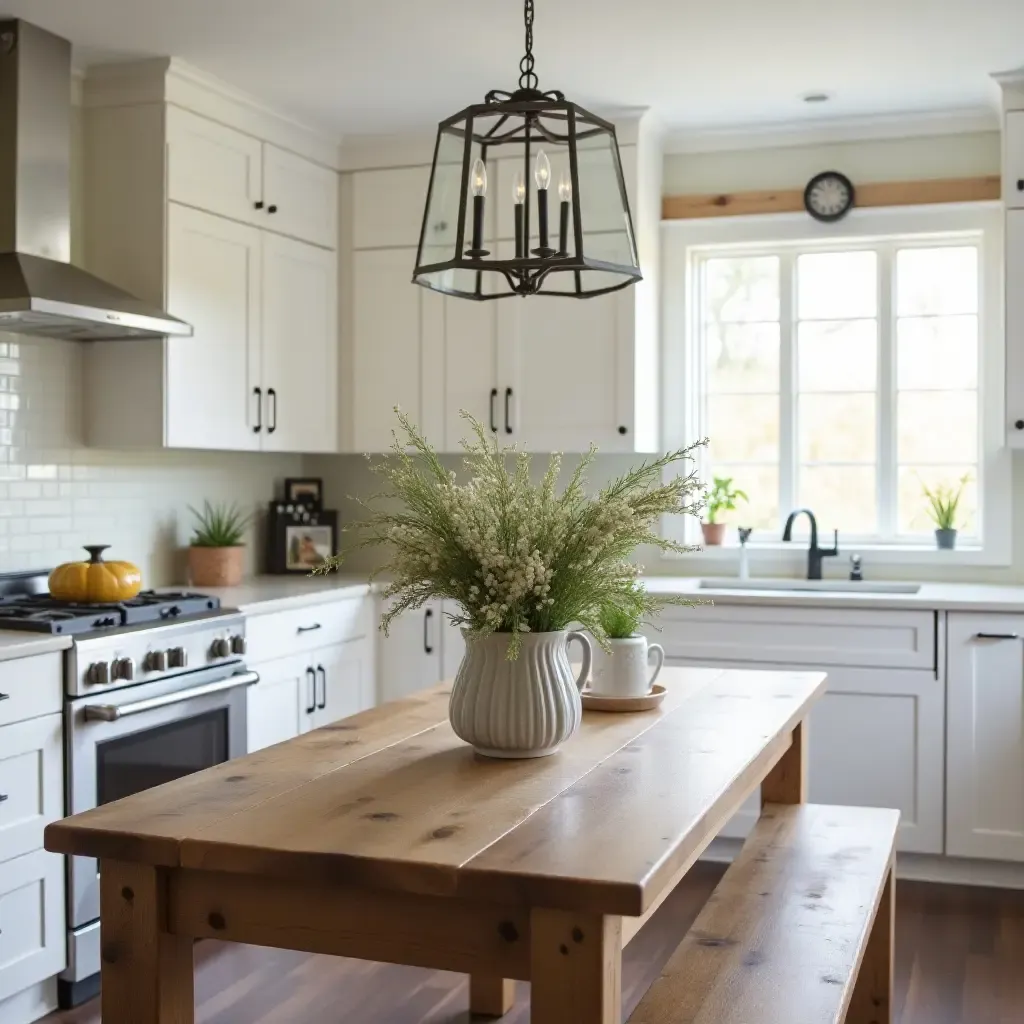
[664,106,1000,155]
[82,57,342,168]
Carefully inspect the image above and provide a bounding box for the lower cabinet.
[246,653,309,752]
[667,658,945,854]
[379,600,445,703]
[947,613,1024,861]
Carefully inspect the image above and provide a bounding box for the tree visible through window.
[696,236,980,541]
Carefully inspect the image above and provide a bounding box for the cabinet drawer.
[0,654,63,728]
[352,166,431,248]
[0,849,65,1003]
[0,715,63,865]
[657,604,935,670]
[245,597,373,664]
[1006,111,1024,211]
[263,144,338,249]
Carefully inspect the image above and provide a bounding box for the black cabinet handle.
[316,665,326,710]
[490,388,498,433]
[267,388,277,433]
[268,204,278,214]
[504,387,513,434]
[254,200,264,210]
[253,386,262,433]
[0,794,8,803]
[305,667,316,714]
[297,623,322,634]
[1018,179,1024,191]
[1015,419,1024,430]
[618,425,627,435]
[974,632,1020,641]
[424,608,434,654]
[0,692,9,702]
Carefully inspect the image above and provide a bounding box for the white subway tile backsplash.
[0,333,302,585]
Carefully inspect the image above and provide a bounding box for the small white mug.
[590,634,665,698]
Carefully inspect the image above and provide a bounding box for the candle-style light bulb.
[471,158,487,198]
[513,171,526,205]
[558,167,572,203]
[534,150,551,190]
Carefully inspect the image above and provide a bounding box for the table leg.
[99,860,194,1024]
[529,908,621,1024]
[761,719,808,805]
[469,975,515,1017]
[846,857,895,1024]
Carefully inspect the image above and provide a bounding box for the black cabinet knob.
[618,425,627,435]
[1015,419,1024,430]
[267,204,278,214]
[1018,179,1024,191]
[254,201,264,210]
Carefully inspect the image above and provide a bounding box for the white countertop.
[0,630,72,662]
[188,574,373,616]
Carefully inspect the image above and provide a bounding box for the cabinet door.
[0,714,62,864]
[1007,211,1024,446]
[311,638,375,728]
[262,144,339,249]
[1006,111,1024,211]
[440,601,466,682]
[666,656,944,852]
[379,601,444,703]
[261,233,338,453]
[351,248,443,451]
[444,297,500,448]
[165,204,262,450]
[947,614,1024,860]
[247,655,309,752]
[0,850,65,1003]
[352,167,431,249]
[166,107,263,225]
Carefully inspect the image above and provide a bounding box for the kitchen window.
[662,203,1010,564]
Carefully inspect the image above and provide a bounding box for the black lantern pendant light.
[412,0,641,300]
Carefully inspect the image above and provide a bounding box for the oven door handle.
[83,671,260,722]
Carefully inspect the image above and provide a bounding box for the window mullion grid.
[778,252,796,520]
[878,243,897,538]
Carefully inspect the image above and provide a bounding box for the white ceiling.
[5,0,1023,139]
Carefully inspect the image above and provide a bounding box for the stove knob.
[167,646,188,668]
[230,634,247,655]
[115,657,135,681]
[144,649,168,673]
[210,637,231,659]
[86,661,112,686]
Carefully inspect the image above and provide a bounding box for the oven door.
[65,665,255,930]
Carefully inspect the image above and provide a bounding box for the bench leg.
[99,860,194,1024]
[762,719,808,805]
[847,858,895,1024]
[469,975,515,1017]
[530,908,621,1024]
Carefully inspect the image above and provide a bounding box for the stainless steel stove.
[0,572,258,1008]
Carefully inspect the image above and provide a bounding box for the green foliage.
[705,475,748,524]
[598,582,692,639]
[188,500,251,548]
[922,474,970,531]
[316,409,707,657]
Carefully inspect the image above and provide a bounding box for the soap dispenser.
[737,527,753,580]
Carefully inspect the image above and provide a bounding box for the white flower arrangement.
[317,410,707,657]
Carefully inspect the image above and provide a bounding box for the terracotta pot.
[188,545,245,587]
[701,522,726,546]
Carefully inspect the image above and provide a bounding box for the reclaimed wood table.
[45,665,826,1024]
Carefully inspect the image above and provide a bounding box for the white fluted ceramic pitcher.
[449,630,593,758]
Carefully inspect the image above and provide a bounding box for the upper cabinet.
[81,68,340,454]
[1005,110,1024,211]
[1004,97,1024,445]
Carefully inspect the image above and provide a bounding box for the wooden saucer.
[581,683,667,713]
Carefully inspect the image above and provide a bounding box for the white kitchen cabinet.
[260,233,338,452]
[441,602,467,681]
[352,167,432,249]
[165,204,262,450]
[379,600,444,703]
[444,296,501,445]
[1007,211,1024,445]
[0,715,63,865]
[1005,111,1024,211]
[0,850,65,1005]
[262,143,339,250]
[246,654,309,753]
[947,613,1024,861]
[309,638,376,728]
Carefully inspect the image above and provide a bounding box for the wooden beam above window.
[662,176,1001,220]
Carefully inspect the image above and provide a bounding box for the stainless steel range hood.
[0,20,191,341]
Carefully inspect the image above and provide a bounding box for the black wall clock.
[804,171,855,222]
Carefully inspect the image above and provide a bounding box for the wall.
[0,332,300,585]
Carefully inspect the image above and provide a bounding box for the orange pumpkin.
[48,545,143,603]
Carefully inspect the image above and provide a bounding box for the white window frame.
[661,202,1010,568]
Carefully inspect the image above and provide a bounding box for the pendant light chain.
[519,0,538,91]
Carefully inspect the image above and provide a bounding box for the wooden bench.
[629,802,899,1024]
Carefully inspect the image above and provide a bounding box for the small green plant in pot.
[702,476,747,546]
[187,501,252,587]
[922,475,969,550]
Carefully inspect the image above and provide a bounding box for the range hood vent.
[0,20,191,341]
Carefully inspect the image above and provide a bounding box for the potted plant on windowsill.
[923,475,969,550]
[701,476,747,546]
[316,410,706,758]
[188,501,252,587]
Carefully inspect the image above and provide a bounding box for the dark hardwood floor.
[47,864,1024,1023]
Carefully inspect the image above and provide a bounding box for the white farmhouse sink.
[697,578,922,595]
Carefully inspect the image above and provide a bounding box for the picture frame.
[283,477,323,509]
[266,502,337,574]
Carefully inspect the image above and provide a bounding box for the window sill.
[662,540,1010,570]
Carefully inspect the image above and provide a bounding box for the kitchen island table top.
[45,665,826,1023]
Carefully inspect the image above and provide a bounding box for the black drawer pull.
[0,793,8,803]
[0,692,9,702]
[297,623,322,634]
[974,632,1020,641]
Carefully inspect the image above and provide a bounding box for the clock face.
[804,171,855,222]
